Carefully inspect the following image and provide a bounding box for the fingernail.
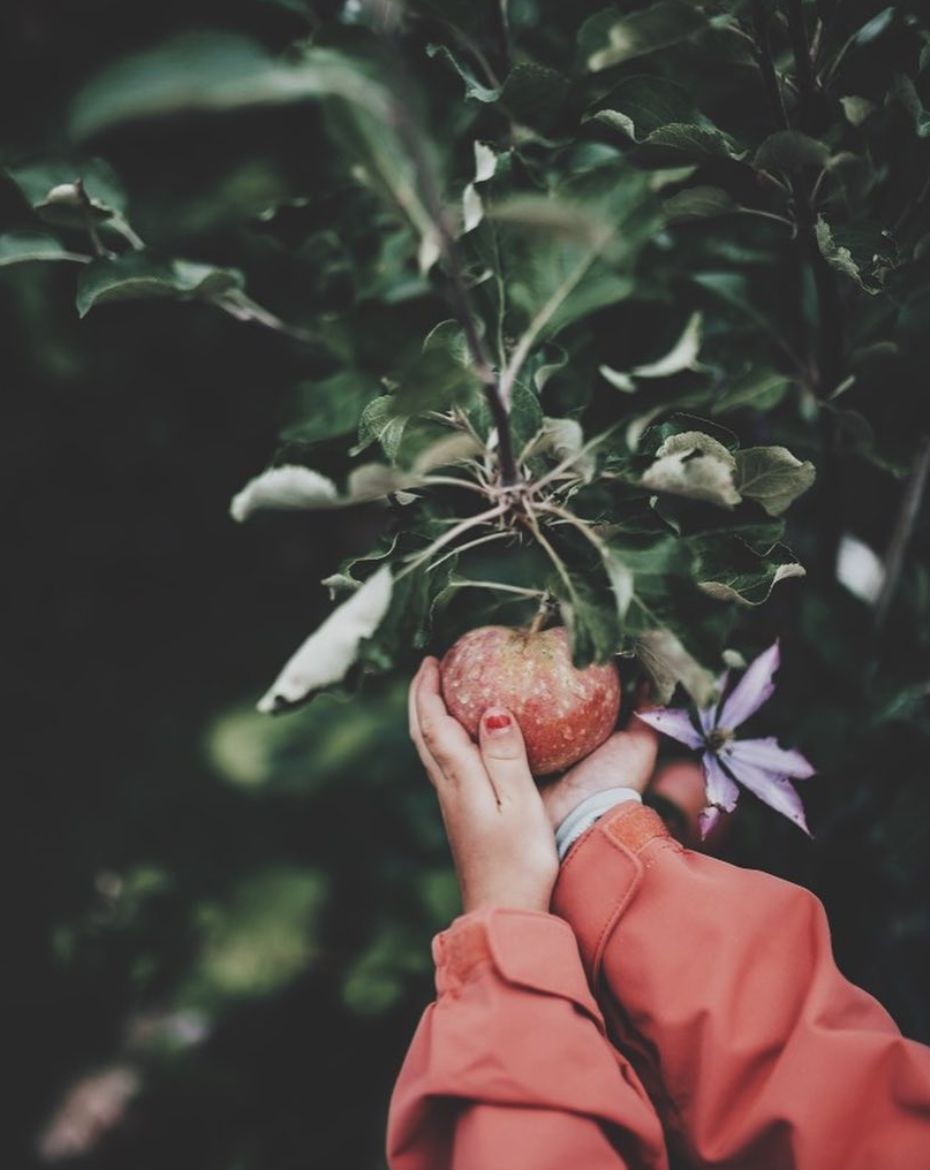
[484,712,512,732]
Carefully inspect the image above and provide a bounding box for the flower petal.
[699,671,728,734]
[698,806,722,839]
[702,751,739,811]
[726,737,814,779]
[724,753,810,835]
[635,707,704,749]
[718,641,780,730]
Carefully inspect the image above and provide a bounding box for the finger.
[622,688,661,793]
[409,660,444,786]
[415,658,484,779]
[478,708,536,806]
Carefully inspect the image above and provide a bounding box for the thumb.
[478,708,535,803]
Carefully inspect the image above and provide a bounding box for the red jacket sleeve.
[386,906,668,1170]
[552,802,930,1170]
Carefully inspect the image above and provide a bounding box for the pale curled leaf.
[538,417,596,481]
[602,548,635,623]
[735,446,816,516]
[635,629,716,706]
[699,561,805,606]
[641,431,740,508]
[230,465,339,521]
[599,364,637,392]
[258,567,393,711]
[412,432,482,473]
[320,573,360,599]
[836,534,885,605]
[632,312,703,378]
[840,96,876,126]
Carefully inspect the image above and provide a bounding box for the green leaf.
[0,231,88,266]
[643,123,744,161]
[692,271,792,354]
[5,157,129,224]
[75,254,244,317]
[425,43,500,103]
[711,369,791,414]
[393,323,481,413]
[641,430,740,508]
[354,396,408,462]
[360,554,456,671]
[692,534,806,606]
[891,74,930,138]
[589,75,695,139]
[283,371,378,446]
[509,381,545,455]
[735,446,816,516]
[754,131,831,172]
[814,216,894,293]
[663,185,740,221]
[71,35,392,137]
[839,95,876,127]
[553,567,621,667]
[499,62,570,133]
[494,165,660,353]
[587,1,709,72]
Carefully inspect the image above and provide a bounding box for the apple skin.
[439,625,621,776]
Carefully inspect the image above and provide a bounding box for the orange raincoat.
[388,803,930,1169]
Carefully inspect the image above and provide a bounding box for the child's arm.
[387,907,668,1170]
[553,801,930,1170]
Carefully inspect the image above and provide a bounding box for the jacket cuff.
[432,907,605,1030]
[551,802,677,983]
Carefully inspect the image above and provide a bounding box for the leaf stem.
[447,578,544,599]
[425,528,514,571]
[397,501,509,578]
[74,178,109,259]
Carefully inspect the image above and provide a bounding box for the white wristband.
[554,788,642,861]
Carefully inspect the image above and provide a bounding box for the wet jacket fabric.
[387,803,930,1169]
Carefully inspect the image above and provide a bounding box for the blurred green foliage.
[3,2,930,1168]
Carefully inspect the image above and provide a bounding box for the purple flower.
[636,642,814,837]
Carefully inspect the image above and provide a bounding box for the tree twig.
[750,0,788,130]
[874,435,930,634]
[786,0,818,131]
[386,92,519,486]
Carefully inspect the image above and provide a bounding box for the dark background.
[3,2,930,1168]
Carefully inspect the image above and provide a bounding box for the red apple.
[439,625,621,775]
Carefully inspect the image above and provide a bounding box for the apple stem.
[528,600,550,636]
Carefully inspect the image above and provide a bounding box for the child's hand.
[539,690,660,831]
[409,658,558,915]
